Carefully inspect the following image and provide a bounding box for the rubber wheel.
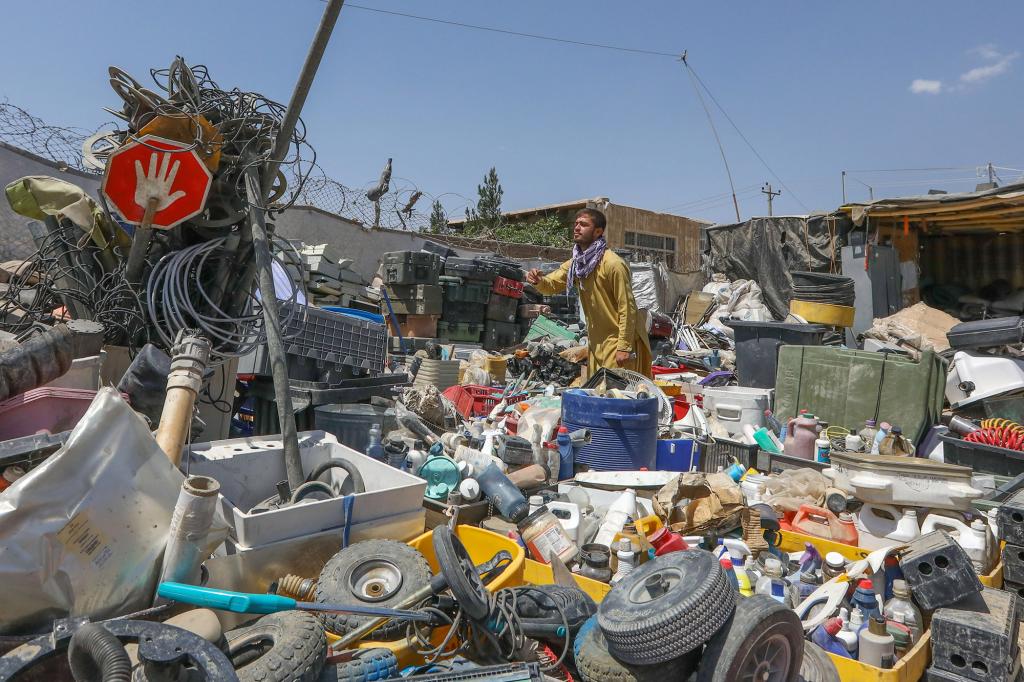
[316,540,432,640]
[317,648,398,681]
[797,642,840,682]
[597,550,735,665]
[432,525,491,621]
[575,618,699,682]
[695,594,804,682]
[226,610,327,682]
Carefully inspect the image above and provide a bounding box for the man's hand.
[526,268,543,285]
[615,350,633,367]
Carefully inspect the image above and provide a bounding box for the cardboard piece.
[653,471,744,536]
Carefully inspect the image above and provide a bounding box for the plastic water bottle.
[871,422,891,454]
[366,424,386,462]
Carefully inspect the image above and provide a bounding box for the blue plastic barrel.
[561,389,659,471]
[656,438,698,472]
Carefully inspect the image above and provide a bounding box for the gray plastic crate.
[242,303,386,381]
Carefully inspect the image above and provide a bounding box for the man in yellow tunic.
[527,208,652,378]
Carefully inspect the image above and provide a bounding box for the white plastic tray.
[824,450,982,511]
[184,431,426,549]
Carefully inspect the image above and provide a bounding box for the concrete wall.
[0,142,102,258]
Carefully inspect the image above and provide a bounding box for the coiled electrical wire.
[404,586,570,672]
[145,235,306,363]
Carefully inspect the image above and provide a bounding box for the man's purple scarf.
[567,236,607,291]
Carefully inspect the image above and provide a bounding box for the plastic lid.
[850,608,864,625]
[558,426,569,434]
[865,419,877,426]
[617,539,633,553]
[825,551,846,568]
[869,616,887,636]
[880,421,892,430]
[765,557,783,576]
[892,579,909,599]
[529,495,544,506]
[719,556,734,570]
[824,618,843,636]
[517,505,551,530]
[891,425,902,434]
[858,579,874,590]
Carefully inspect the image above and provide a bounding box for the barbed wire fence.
[0,99,470,235]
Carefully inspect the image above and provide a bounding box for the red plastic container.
[443,384,529,419]
[491,276,525,299]
[673,396,691,421]
[649,527,689,556]
[649,314,674,338]
[0,387,100,440]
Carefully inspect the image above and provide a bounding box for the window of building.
[624,231,676,269]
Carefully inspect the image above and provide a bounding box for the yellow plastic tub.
[655,379,682,397]
[789,299,856,327]
[355,525,525,665]
[520,559,611,603]
[830,629,930,682]
[780,529,1003,681]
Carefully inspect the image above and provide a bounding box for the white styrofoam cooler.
[184,430,426,549]
[945,351,1024,408]
[701,386,774,439]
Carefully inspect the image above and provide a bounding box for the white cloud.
[910,79,943,95]
[970,44,1002,61]
[961,51,1018,83]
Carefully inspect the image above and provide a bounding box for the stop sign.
[101,134,213,229]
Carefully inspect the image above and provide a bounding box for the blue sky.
[1,1,1022,224]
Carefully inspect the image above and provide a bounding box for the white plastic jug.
[547,501,582,543]
[855,505,921,550]
[921,513,990,574]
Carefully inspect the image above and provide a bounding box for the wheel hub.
[348,558,403,602]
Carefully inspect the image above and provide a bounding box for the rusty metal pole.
[226,0,346,318]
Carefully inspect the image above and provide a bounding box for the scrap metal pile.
[1,56,309,360]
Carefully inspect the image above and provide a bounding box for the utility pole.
[841,171,846,204]
[988,162,996,187]
[761,182,781,217]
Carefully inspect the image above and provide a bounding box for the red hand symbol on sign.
[134,152,187,212]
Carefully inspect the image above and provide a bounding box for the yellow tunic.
[535,250,652,378]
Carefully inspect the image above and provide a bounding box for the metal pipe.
[225,0,346,318]
[245,168,304,491]
[157,475,220,592]
[155,331,211,466]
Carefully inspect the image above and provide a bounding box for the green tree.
[429,199,448,233]
[464,167,503,235]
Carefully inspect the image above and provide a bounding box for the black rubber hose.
[67,623,131,682]
[306,459,366,495]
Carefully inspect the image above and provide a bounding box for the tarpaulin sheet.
[702,214,849,320]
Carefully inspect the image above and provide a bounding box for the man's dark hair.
[575,207,606,231]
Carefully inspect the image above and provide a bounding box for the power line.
[659,185,759,213]
[845,166,976,173]
[683,61,810,213]
[338,3,681,58]
[681,53,741,222]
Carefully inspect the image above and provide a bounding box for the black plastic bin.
[724,319,828,389]
[698,437,758,474]
[940,431,1024,476]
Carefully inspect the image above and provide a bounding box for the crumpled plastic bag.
[653,471,744,536]
[0,389,195,634]
[761,468,829,513]
[707,279,775,335]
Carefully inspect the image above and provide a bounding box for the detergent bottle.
[837,608,860,658]
[756,557,799,608]
[851,579,882,621]
[812,617,852,658]
[791,504,859,546]
[855,505,921,550]
[920,513,990,574]
[784,414,819,460]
